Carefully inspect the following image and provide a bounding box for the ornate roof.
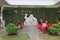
[5,0,60,5]
[0,0,60,7]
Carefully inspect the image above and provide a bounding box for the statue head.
[29,14,34,18]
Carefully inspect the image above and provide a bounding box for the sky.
[5,0,60,5]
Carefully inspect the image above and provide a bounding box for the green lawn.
[39,32,60,40]
[0,31,29,40]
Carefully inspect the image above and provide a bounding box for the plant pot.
[8,33,17,35]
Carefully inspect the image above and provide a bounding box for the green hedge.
[3,7,58,25]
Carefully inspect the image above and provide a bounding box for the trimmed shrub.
[6,23,19,35]
[48,24,60,35]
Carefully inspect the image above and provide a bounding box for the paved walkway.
[21,24,40,40]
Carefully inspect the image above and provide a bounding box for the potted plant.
[48,24,60,35]
[6,23,19,35]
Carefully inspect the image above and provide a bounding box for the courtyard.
[0,25,60,40]
[0,5,60,40]
[0,30,29,40]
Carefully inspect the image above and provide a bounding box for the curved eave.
[2,5,59,8]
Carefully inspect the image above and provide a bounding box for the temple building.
[0,0,60,24]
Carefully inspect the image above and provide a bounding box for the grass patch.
[0,31,29,40]
[39,32,60,40]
